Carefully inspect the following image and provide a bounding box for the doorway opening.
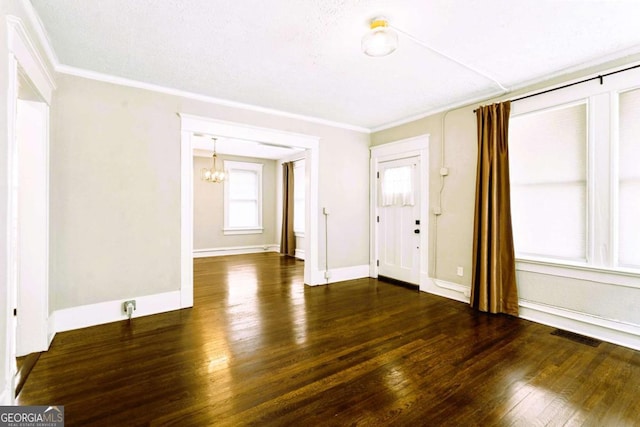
[179,114,321,308]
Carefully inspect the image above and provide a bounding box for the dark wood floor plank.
[17,253,640,426]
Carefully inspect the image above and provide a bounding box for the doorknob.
[414,229,420,234]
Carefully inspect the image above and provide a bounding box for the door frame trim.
[370,135,430,284]
[5,16,55,405]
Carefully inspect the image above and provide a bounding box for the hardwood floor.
[18,253,640,426]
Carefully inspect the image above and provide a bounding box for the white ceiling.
[30,0,640,130]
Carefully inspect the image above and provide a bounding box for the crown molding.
[19,0,60,68]
[55,65,370,134]
[369,90,507,133]
[371,45,640,133]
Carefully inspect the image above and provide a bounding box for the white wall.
[193,154,277,250]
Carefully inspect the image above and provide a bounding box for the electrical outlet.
[123,300,136,314]
[456,266,464,277]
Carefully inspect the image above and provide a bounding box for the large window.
[509,103,587,261]
[293,160,305,234]
[508,73,640,277]
[223,161,263,234]
[618,88,640,269]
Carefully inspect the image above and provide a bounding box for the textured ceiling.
[30,0,640,130]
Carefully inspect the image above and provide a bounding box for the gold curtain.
[280,162,296,257]
[471,101,519,316]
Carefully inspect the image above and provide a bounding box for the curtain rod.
[473,63,640,113]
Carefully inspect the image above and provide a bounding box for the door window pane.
[380,165,414,206]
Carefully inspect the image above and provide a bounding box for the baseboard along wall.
[193,244,280,258]
[422,277,640,352]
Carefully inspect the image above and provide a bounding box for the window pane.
[229,170,257,200]
[229,200,258,228]
[619,89,640,267]
[509,103,587,260]
[380,165,414,206]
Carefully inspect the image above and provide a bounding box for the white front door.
[377,156,421,284]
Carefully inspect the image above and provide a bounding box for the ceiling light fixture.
[201,138,226,183]
[361,17,398,57]
[360,16,508,93]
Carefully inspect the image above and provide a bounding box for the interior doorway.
[179,114,321,309]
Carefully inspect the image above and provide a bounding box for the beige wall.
[49,73,370,311]
[193,154,277,249]
[50,76,181,310]
[371,56,640,327]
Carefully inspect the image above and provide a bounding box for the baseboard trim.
[51,291,182,333]
[310,264,370,286]
[193,244,279,258]
[420,279,640,351]
[421,277,471,304]
[294,248,305,260]
[519,300,640,351]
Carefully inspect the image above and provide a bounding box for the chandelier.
[201,137,226,183]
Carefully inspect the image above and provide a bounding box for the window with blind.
[618,88,640,269]
[509,103,587,261]
[223,161,263,234]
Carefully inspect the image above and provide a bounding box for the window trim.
[516,258,640,290]
[223,160,263,235]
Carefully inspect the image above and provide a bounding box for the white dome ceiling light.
[361,17,398,57]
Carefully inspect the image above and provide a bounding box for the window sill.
[516,257,640,289]
[223,227,263,235]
